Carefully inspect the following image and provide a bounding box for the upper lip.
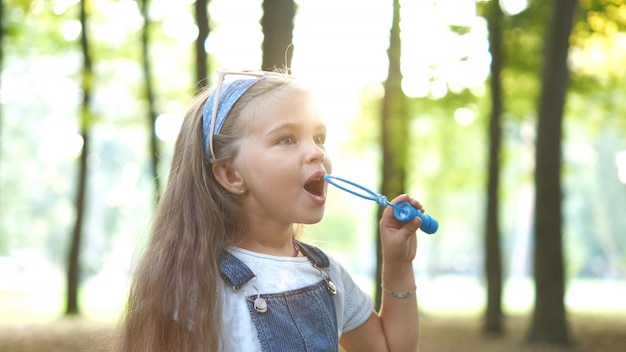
[306,170,326,183]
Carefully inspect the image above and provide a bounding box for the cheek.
[231,150,259,182]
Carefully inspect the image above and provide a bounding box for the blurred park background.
[1,0,626,350]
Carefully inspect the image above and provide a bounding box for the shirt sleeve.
[330,257,374,333]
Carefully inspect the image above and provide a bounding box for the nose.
[305,141,326,164]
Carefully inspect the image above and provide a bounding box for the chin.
[301,213,325,225]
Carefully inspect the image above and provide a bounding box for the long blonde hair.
[116,75,298,351]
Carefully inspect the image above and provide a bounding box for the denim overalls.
[219,241,339,352]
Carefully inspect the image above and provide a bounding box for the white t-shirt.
[220,246,374,351]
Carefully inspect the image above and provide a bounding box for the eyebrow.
[266,121,326,135]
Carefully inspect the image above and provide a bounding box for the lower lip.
[307,192,326,206]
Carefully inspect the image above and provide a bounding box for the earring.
[239,187,245,194]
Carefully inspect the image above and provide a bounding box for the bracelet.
[381,285,416,299]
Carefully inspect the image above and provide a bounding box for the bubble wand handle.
[323,174,438,234]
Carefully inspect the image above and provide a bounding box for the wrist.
[381,284,416,299]
[382,262,416,294]
[382,261,415,278]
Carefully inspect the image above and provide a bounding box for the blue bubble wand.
[324,174,438,234]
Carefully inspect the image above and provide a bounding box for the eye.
[279,135,296,145]
[314,134,326,145]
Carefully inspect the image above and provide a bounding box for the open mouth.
[304,178,325,197]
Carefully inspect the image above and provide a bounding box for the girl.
[116,70,423,352]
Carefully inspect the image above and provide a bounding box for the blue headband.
[201,77,265,156]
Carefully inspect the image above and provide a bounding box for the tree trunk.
[261,0,296,71]
[66,0,93,316]
[194,0,209,89]
[528,0,577,345]
[484,0,504,335]
[376,0,407,310]
[0,0,4,246]
[139,0,161,205]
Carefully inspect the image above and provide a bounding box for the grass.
[0,271,128,325]
[418,313,626,352]
[1,313,624,352]
[1,276,624,351]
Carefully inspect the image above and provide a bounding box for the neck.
[237,234,298,257]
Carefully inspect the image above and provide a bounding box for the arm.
[340,194,421,352]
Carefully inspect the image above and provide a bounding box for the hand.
[379,194,423,264]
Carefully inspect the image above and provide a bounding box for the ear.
[212,161,245,194]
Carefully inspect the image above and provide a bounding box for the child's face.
[232,88,332,228]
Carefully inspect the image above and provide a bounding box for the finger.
[403,196,424,213]
[406,215,422,233]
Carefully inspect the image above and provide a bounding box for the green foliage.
[576,0,626,35]
[4,0,75,56]
[0,0,175,266]
[305,209,358,253]
[1,0,625,292]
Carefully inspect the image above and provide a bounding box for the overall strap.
[294,240,330,269]
[219,250,256,290]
